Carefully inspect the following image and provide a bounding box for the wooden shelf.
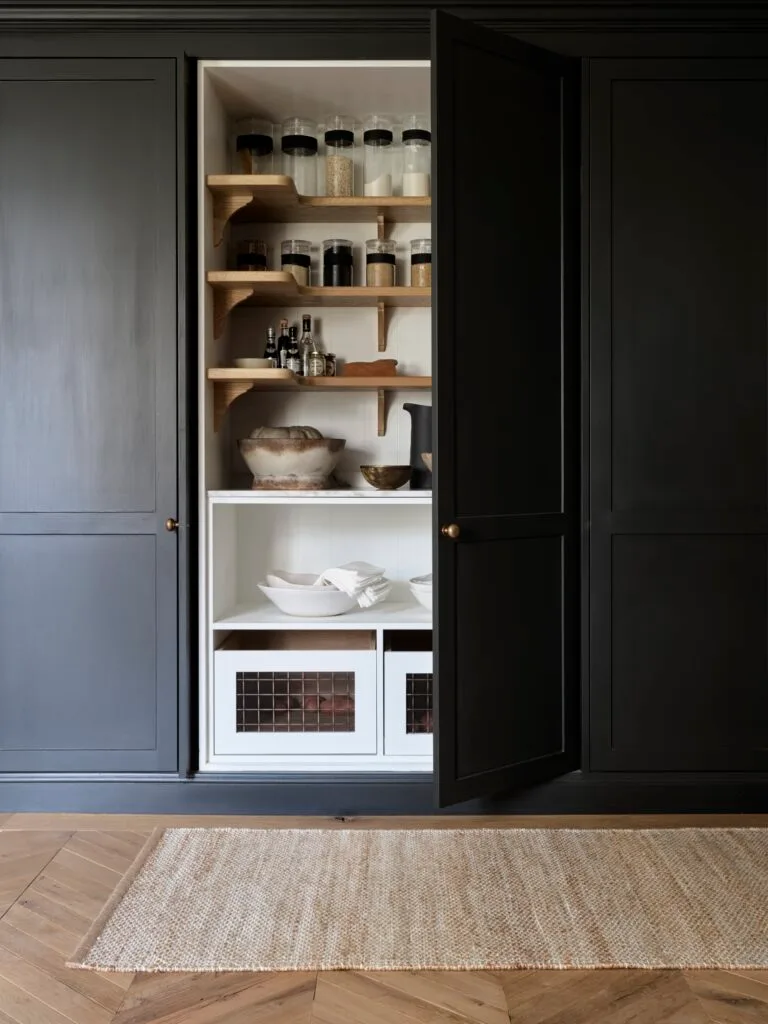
[207,174,431,242]
[208,271,430,337]
[207,368,431,433]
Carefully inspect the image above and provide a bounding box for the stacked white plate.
[409,573,433,611]
[258,570,357,617]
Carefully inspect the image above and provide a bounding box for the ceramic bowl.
[409,583,432,611]
[266,571,323,590]
[234,357,272,369]
[421,452,432,472]
[360,465,412,490]
[258,583,357,617]
[239,438,345,489]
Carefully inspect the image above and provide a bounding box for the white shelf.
[213,600,432,631]
[209,489,432,506]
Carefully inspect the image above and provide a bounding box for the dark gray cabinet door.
[0,59,178,772]
[588,60,768,771]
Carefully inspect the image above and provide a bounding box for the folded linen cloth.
[317,561,391,609]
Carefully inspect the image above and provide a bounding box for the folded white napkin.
[317,561,391,609]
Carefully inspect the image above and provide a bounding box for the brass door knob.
[165,518,179,532]
[441,523,460,539]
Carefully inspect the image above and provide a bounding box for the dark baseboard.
[0,771,767,814]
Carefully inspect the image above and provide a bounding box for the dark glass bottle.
[277,318,291,370]
[286,325,301,373]
[263,326,278,368]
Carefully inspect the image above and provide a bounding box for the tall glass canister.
[363,115,394,197]
[401,115,431,196]
[281,118,318,195]
[324,116,356,197]
[232,118,273,175]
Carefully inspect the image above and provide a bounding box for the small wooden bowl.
[421,452,432,472]
[360,465,412,490]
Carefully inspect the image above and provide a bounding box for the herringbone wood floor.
[0,815,765,1023]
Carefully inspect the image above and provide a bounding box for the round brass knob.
[165,518,179,532]
[441,523,460,539]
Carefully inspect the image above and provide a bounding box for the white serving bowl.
[234,357,272,369]
[409,583,432,611]
[258,583,357,617]
[266,571,323,590]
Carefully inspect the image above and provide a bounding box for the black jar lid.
[402,128,431,143]
[325,129,354,147]
[236,133,273,156]
[282,134,318,155]
[363,128,393,146]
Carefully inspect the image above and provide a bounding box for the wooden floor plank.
[0,973,82,1024]
[62,834,142,876]
[684,971,768,1023]
[366,971,509,1024]
[1,904,81,959]
[0,943,112,1024]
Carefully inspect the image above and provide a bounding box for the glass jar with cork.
[363,115,394,197]
[366,239,396,287]
[324,116,356,197]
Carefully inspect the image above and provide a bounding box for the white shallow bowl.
[409,584,432,611]
[258,583,357,617]
[234,357,272,369]
[266,571,323,590]
[410,573,433,588]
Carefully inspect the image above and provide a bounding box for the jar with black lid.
[410,238,431,287]
[281,239,311,287]
[402,115,431,197]
[324,115,356,197]
[281,118,318,195]
[235,240,268,272]
[323,239,354,287]
[233,118,273,175]
[363,115,394,197]
[366,239,396,287]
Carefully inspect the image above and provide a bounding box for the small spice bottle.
[363,115,394,197]
[235,240,268,272]
[323,239,354,287]
[366,239,396,287]
[324,116,356,197]
[402,115,431,197]
[410,238,431,287]
[281,118,318,195]
[232,118,273,175]
[281,240,311,287]
[325,353,337,377]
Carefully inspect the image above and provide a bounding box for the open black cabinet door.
[433,11,580,806]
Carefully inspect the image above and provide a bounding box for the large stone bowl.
[238,437,346,490]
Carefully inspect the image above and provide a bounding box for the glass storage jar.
[324,116,356,197]
[363,115,394,197]
[281,118,318,195]
[410,238,431,287]
[323,239,354,287]
[366,239,396,287]
[402,116,431,197]
[281,239,311,286]
[235,239,268,271]
[232,118,273,175]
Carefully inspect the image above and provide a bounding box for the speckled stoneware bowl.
[239,437,345,489]
[360,465,412,490]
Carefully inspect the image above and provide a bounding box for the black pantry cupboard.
[0,2,765,814]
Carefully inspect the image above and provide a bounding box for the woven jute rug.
[69,827,768,972]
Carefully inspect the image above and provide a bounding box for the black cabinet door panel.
[0,60,178,773]
[434,13,580,805]
[589,60,768,771]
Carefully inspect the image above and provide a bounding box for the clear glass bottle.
[324,116,356,197]
[401,115,431,197]
[232,118,273,175]
[277,318,291,369]
[366,238,396,287]
[410,238,431,287]
[299,314,313,376]
[281,118,318,195]
[235,239,268,271]
[323,239,354,287]
[281,239,311,287]
[286,325,301,373]
[363,115,394,197]
[263,326,278,367]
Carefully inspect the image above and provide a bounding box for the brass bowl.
[360,465,412,490]
[421,452,432,472]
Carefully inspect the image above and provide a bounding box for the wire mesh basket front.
[406,672,433,734]
[236,671,356,733]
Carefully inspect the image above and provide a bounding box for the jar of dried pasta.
[410,238,431,287]
[366,239,396,287]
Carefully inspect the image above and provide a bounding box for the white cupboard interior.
[199,60,433,772]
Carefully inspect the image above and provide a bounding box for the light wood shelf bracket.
[376,214,386,241]
[213,286,255,338]
[377,388,387,436]
[212,191,255,246]
[377,302,387,353]
[213,381,254,431]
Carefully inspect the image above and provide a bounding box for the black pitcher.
[403,402,432,490]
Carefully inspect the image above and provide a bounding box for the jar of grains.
[235,239,268,271]
[363,115,394,197]
[281,118,318,195]
[366,239,396,287]
[324,116,356,197]
[232,118,273,175]
[410,238,431,287]
[401,115,431,196]
[323,239,354,287]
[281,239,311,286]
